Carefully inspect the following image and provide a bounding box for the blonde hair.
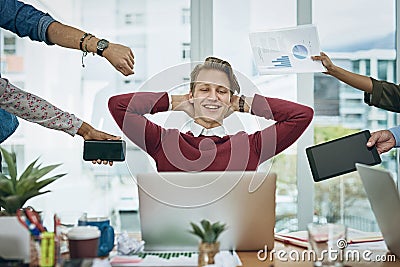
[190,57,240,95]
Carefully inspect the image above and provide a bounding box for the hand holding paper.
[249,24,325,75]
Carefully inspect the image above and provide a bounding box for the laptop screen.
[137,171,276,251]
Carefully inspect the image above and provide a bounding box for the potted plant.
[0,146,66,215]
[189,219,227,266]
[0,146,66,263]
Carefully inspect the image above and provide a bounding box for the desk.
[238,242,400,267]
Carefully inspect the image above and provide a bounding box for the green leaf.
[189,220,226,243]
[0,147,17,184]
[0,179,14,195]
[0,146,66,213]
[212,222,226,240]
[204,230,216,243]
[200,219,211,232]
[0,173,10,181]
[189,222,205,241]
[1,195,25,215]
[33,176,62,190]
[20,190,50,206]
[19,158,39,181]
[16,174,64,196]
[29,164,62,180]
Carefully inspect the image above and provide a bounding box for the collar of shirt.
[185,120,227,138]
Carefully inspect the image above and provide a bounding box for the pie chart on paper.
[292,44,308,59]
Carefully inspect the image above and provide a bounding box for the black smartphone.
[83,140,126,161]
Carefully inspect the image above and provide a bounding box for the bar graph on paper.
[249,25,325,74]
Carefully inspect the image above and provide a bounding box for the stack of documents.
[275,229,383,249]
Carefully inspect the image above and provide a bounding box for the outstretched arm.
[0,0,134,76]
[0,78,119,164]
[47,22,134,76]
[312,52,373,93]
[367,129,397,154]
[313,52,400,113]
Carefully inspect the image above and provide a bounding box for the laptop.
[356,163,400,257]
[137,171,276,251]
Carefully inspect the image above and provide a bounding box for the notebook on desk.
[275,229,383,249]
[136,171,276,251]
[356,163,400,258]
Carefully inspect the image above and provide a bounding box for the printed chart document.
[249,24,325,75]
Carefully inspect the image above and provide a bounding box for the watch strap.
[239,95,245,112]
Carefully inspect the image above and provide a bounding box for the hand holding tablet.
[306,130,381,182]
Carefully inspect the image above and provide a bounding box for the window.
[125,13,144,25]
[182,42,190,59]
[378,60,395,81]
[4,0,398,235]
[313,0,396,230]
[3,35,16,55]
[352,60,360,73]
[182,8,190,25]
[2,0,190,232]
[214,0,297,232]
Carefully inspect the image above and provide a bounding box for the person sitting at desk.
[108,57,313,171]
[312,52,400,154]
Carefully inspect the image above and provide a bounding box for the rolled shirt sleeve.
[364,78,400,113]
[0,0,56,44]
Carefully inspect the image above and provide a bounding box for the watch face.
[98,39,109,50]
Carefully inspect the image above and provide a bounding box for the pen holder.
[30,236,40,267]
[29,232,56,267]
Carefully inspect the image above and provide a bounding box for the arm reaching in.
[0,78,119,165]
[47,22,134,76]
[312,52,373,93]
[367,130,396,154]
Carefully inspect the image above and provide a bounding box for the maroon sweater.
[108,92,313,172]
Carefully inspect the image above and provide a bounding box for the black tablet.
[306,130,381,182]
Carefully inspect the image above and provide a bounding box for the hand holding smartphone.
[83,140,126,162]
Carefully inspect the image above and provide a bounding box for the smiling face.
[189,68,232,129]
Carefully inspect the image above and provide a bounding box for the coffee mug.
[67,226,100,259]
[78,217,114,256]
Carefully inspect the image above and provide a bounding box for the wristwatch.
[239,95,246,112]
[96,39,109,57]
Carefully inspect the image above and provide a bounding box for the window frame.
[191,0,398,230]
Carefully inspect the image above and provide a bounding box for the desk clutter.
[0,210,116,266]
[0,209,242,267]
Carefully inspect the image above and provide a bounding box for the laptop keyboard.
[137,251,197,259]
